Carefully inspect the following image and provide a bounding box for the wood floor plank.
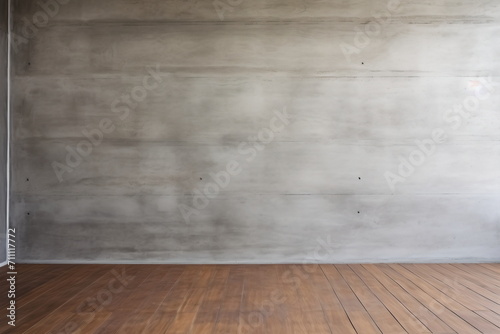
[198,283,226,315]
[90,265,161,333]
[475,310,500,330]
[295,277,324,312]
[321,264,382,334]
[321,308,358,334]
[2,265,84,308]
[83,266,184,333]
[217,266,244,314]
[1,265,77,308]
[162,312,198,333]
[451,264,500,289]
[47,312,113,334]
[393,264,500,334]
[1,263,498,333]
[273,265,302,312]
[190,311,219,334]
[405,264,500,314]
[114,310,156,334]
[479,263,500,276]
[114,281,176,332]
[349,264,431,334]
[69,312,112,334]
[361,264,456,334]
[213,266,245,333]
[435,264,500,304]
[305,265,357,334]
[213,312,242,334]
[441,264,500,295]
[283,309,332,334]
[23,311,75,334]
[2,265,118,334]
[336,264,408,333]
[139,310,176,334]
[379,264,482,334]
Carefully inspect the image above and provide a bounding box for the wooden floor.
[1,264,499,333]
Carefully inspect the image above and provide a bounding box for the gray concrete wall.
[11,0,500,263]
[0,0,8,264]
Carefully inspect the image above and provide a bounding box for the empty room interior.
[1,0,500,333]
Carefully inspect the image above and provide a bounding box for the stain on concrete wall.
[10,0,500,263]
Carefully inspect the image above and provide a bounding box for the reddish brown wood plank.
[0,263,497,333]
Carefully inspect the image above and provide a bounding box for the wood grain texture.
[1,264,499,333]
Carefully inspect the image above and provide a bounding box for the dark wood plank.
[0,263,498,333]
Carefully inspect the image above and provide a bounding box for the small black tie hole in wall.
[26,178,29,182]
[28,62,31,66]
[358,177,361,180]
[200,177,202,180]
[361,62,364,65]
[27,212,30,216]
[357,211,360,214]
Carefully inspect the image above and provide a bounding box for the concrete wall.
[0,0,8,264]
[11,0,500,263]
